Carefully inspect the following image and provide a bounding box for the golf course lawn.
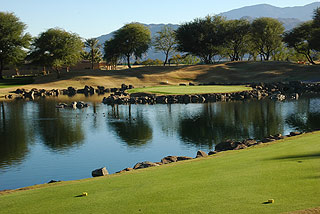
[128,85,251,95]
[0,77,34,89]
[1,132,319,214]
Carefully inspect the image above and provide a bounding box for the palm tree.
[84,38,102,69]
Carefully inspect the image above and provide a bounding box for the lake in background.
[1,95,320,190]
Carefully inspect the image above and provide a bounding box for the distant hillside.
[96,2,320,60]
[221,2,320,21]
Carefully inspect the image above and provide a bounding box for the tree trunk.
[91,49,94,70]
[306,54,316,65]
[127,55,131,68]
[0,59,4,80]
[164,50,169,66]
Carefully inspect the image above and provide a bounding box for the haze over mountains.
[97,2,320,60]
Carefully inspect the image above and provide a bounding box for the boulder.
[290,131,301,136]
[196,150,208,158]
[242,139,258,147]
[116,168,133,173]
[161,156,178,164]
[133,161,159,170]
[215,140,247,152]
[177,156,193,161]
[208,151,217,155]
[92,167,109,177]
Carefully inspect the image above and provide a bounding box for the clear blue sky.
[1,0,318,38]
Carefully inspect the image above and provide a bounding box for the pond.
[1,95,320,190]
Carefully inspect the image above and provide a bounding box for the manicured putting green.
[128,85,251,95]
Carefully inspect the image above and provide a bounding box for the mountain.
[220,2,320,21]
[96,2,320,60]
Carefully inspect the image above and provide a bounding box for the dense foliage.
[105,23,151,68]
[29,28,83,77]
[0,12,31,79]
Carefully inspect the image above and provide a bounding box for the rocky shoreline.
[5,82,320,105]
[102,82,320,105]
[91,131,305,177]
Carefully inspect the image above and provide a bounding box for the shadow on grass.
[269,152,320,161]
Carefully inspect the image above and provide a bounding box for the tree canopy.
[284,21,316,64]
[153,26,177,66]
[83,38,102,69]
[250,17,285,61]
[224,19,251,61]
[29,28,83,77]
[107,23,151,68]
[0,12,31,79]
[176,16,227,64]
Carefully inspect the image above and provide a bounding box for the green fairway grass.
[1,132,319,214]
[0,77,34,88]
[128,85,251,95]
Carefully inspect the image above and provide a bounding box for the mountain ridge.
[96,2,320,60]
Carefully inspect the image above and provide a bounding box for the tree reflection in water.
[0,101,30,168]
[36,99,84,152]
[178,100,284,149]
[108,105,152,147]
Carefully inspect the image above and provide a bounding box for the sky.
[1,0,319,38]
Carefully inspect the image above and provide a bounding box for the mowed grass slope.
[1,132,320,214]
[128,85,251,95]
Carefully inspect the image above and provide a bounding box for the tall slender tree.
[0,12,31,79]
[84,38,102,69]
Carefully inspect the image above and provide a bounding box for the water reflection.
[286,98,320,132]
[0,102,30,167]
[108,105,152,147]
[36,99,84,152]
[178,101,284,149]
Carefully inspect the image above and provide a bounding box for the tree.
[284,21,316,64]
[311,8,320,52]
[176,15,227,64]
[250,17,285,61]
[153,26,177,66]
[110,23,151,68]
[224,19,250,61]
[84,38,102,69]
[104,39,121,69]
[29,28,83,78]
[0,12,31,79]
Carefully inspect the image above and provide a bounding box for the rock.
[179,83,187,86]
[92,167,109,177]
[189,82,195,86]
[161,156,178,164]
[116,168,133,173]
[48,180,61,184]
[262,138,276,143]
[177,156,193,161]
[196,150,208,158]
[290,131,301,136]
[133,161,159,170]
[242,139,258,147]
[215,140,247,152]
[208,151,217,155]
[70,102,77,109]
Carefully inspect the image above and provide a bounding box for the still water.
[1,96,320,190]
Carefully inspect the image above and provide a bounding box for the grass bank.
[0,77,34,89]
[1,132,319,214]
[128,85,251,95]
